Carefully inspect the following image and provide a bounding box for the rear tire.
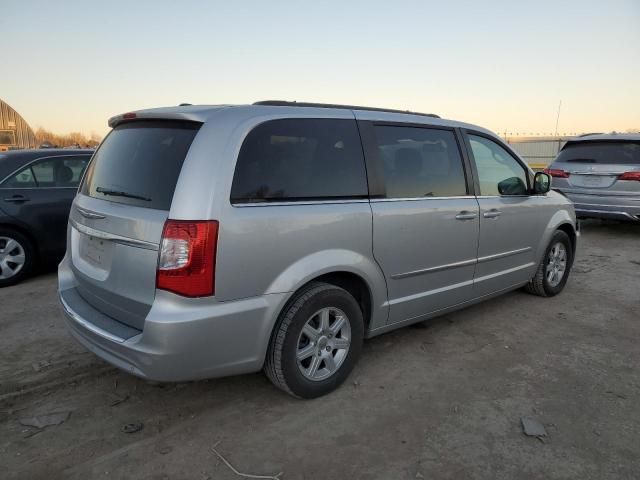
[524,230,573,297]
[0,228,35,287]
[264,282,364,398]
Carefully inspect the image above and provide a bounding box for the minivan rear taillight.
[619,171,640,181]
[543,168,570,178]
[157,220,218,297]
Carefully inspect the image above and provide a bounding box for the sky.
[2,0,639,138]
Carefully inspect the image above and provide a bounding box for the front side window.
[61,157,90,185]
[32,156,90,187]
[468,134,528,196]
[1,167,36,188]
[231,118,368,203]
[373,126,467,198]
[0,156,89,189]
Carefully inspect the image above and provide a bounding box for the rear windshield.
[556,141,640,165]
[81,120,200,210]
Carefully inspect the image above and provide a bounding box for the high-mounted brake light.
[156,220,218,297]
[122,112,137,120]
[543,168,570,178]
[619,171,640,181]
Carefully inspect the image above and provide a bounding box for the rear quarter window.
[231,118,368,203]
[81,121,200,210]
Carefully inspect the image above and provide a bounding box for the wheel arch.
[265,249,389,332]
[298,271,373,330]
[535,209,577,264]
[556,222,577,260]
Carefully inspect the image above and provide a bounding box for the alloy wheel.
[296,307,351,381]
[546,242,567,288]
[0,236,26,280]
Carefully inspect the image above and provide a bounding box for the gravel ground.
[1,220,639,480]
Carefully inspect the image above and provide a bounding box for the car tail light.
[543,167,570,178]
[619,171,640,181]
[157,220,218,297]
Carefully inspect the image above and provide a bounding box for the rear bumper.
[558,191,640,222]
[58,256,288,382]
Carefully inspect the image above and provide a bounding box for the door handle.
[455,211,477,220]
[3,195,30,203]
[483,209,502,219]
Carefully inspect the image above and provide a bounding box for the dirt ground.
[1,220,639,480]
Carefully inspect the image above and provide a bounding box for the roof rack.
[253,100,440,118]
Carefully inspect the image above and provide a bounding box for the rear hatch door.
[69,120,201,330]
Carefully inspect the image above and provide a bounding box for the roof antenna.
[179,103,192,106]
[554,100,562,137]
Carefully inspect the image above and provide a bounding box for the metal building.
[505,136,572,169]
[0,99,36,151]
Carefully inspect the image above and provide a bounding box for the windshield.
[80,120,201,210]
[556,141,640,165]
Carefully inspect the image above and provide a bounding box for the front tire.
[0,228,35,287]
[524,230,573,297]
[264,282,364,398]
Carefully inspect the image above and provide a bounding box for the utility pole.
[554,100,562,137]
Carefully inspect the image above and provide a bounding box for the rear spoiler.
[108,109,213,128]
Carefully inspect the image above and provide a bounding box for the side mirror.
[497,176,527,196]
[533,172,551,194]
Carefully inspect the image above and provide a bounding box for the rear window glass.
[81,121,200,210]
[231,118,368,203]
[556,141,640,165]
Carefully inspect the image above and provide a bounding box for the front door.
[463,132,547,296]
[361,122,480,324]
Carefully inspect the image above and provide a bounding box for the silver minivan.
[58,101,577,398]
[545,133,640,222]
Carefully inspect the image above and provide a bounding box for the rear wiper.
[96,186,151,202]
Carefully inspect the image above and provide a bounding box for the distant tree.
[34,127,103,148]
[89,131,102,148]
[625,128,640,134]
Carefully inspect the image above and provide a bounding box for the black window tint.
[372,126,467,198]
[468,135,528,196]
[556,141,640,165]
[81,121,200,210]
[231,119,368,202]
